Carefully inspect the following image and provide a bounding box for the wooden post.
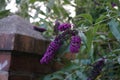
[0,15,53,80]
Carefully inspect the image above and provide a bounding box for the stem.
[108,42,112,52]
[64,71,76,80]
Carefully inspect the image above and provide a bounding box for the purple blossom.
[40,21,81,64]
[40,52,54,64]
[87,59,105,80]
[55,29,74,43]
[58,23,71,31]
[40,39,61,64]
[55,20,60,27]
[111,2,117,8]
[70,35,81,53]
[33,26,46,32]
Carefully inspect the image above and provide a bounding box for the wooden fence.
[0,15,59,80]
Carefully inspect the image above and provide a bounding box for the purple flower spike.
[58,23,71,31]
[87,59,105,80]
[40,52,55,64]
[70,35,81,53]
[33,26,46,32]
[40,39,61,64]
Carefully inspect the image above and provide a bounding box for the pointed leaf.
[108,19,120,42]
[95,15,106,23]
[76,13,93,24]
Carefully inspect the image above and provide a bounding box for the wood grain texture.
[0,15,53,80]
[0,15,50,54]
[0,52,11,71]
[13,34,50,54]
[0,34,14,50]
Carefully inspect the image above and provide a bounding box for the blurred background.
[1,0,120,80]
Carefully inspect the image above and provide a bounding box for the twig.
[64,71,76,80]
[108,42,112,52]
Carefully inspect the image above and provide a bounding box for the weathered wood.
[0,34,14,50]
[0,15,52,80]
[0,15,45,40]
[0,15,50,54]
[0,52,11,71]
[13,34,49,54]
[9,52,53,74]
[0,71,8,80]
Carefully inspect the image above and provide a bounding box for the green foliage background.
[1,0,120,80]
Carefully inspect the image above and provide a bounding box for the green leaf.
[63,0,70,4]
[47,0,55,8]
[89,43,94,61]
[85,25,99,60]
[95,15,106,23]
[112,49,120,53]
[80,59,91,65]
[29,0,36,3]
[53,4,60,17]
[16,0,21,4]
[0,10,10,19]
[75,71,87,80]
[117,56,120,64]
[75,0,82,6]
[0,0,6,10]
[108,19,120,42]
[57,42,70,57]
[86,30,93,53]
[51,74,64,80]
[58,6,69,18]
[79,31,87,46]
[43,75,51,80]
[65,75,73,80]
[76,13,93,24]
[62,63,80,72]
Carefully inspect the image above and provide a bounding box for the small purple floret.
[55,20,60,28]
[111,2,117,8]
[87,59,105,80]
[58,23,71,31]
[70,35,81,53]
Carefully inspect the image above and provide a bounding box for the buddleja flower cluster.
[40,21,81,64]
[87,59,105,80]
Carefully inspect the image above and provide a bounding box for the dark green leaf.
[76,13,93,24]
[43,75,51,80]
[53,4,61,17]
[62,63,80,72]
[95,15,107,23]
[0,0,6,10]
[0,10,10,19]
[16,0,21,4]
[79,32,87,45]
[29,0,36,3]
[51,74,64,80]
[63,0,70,4]
[108,19,120,42]
[75,71,87,80]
